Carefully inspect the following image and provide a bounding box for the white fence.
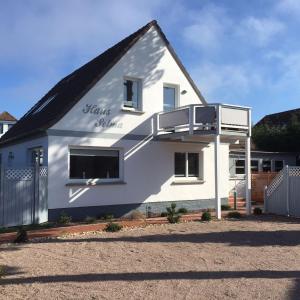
[0,166,48,227]
[264,166,300,217]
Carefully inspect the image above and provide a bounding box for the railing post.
[189,105,194,135]
[155,113,160,135]
[264,185,267,213]
[214,134,221,220]
[286,165,290,216]
[245,135,252,215]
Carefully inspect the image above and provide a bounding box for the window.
[274,160,284,172]
[123,78,141,109]
[235,160,245,175]
[262,160,271,172]
[163,86,176,112]
[29,148,44,166]
[7,124,13,130]
[175,152,199,178]
[251,160,259,173]
[0,124,3,134]
[70,148,120,180]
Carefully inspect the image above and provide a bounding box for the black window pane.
[70,153,119,179]
[251,160,259,172]
[188,153,199,177]
[163,87,175,112]
[235,160,245,174]
[275,160,283,172]
[262,160,271,172]
[175,152,185,177]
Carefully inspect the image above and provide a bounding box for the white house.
[0,20,251,222]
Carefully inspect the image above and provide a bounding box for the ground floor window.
[29,147,44,166]
[69,148,120,180]
[175,152,200,178]
[274,160,284,172]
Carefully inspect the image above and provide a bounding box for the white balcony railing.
[155,103,251,136]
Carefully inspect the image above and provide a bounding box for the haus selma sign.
[82,104,123,128]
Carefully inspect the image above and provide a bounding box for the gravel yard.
[1,216,300,299]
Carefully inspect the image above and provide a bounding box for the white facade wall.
[48,135,229,209]
[0,136,48,167]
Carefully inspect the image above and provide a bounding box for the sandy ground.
[1,215,300,300]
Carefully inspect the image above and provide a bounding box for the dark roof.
[255,108,300,127]
[0,111,17,122]
[0,20,206,146]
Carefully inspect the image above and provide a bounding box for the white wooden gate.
[264,166,300,217]
[0,166,48,227]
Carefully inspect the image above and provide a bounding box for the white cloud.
[237,17,285,47]
[191,62,262,103]
[182,5,230,52]
[276,0,300,16]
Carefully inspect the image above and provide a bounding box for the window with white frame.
[163,85,177,112]
[174,152,200,178]
[69,148,120,180]
[29,147,44,166]
[235,159,245,175]
[123,78,141,109]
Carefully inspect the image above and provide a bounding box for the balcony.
[155,103,251,143]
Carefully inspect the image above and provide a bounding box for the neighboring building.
[0,111,17,138]
[229,108,300,200]
[0,20,251,222]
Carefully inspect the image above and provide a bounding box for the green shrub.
[227,211,242,219]
[201,211,212,221]
[0,265,5,277]
[85,216,97,224]
[166,203,181,224]
[253,207,263,215]
[13,227,28,243]
[177,207,188,214]
[58,211,72,224]
[160,212,168,217]
[105,222,123,232]
[221,204,231,211]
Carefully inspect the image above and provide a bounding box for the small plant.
[227,211,242,219]
[58,211,72,224]
[253,207,263,215]
[127,210,146,220]
[105,222,123,232]
[201,211,212,222]
[13,227,28,243]
[166,203,181,224]
[85,216,97,224]
[221,204,231,211]
[177,207,188,214]
[160,212,168,217]
[0,265,5,277]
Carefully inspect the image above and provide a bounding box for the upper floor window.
[163,86,176,112]
[0,124,3,134]
[123,78,141,110]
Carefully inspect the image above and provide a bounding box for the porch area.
[154,103,252,219]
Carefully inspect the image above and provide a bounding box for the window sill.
[171,179,205,185]
[66,180,127,187]
[121,107,145,114]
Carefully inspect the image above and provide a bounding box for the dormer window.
[123,78,141,110]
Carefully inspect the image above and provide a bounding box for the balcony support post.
[245,108,252,215]
[214,134,221,220]
[245,135,252,215]
[214,105,222,220]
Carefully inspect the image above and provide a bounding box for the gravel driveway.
[1,216,300,299]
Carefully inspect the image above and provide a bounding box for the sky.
[1,0,300,123]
